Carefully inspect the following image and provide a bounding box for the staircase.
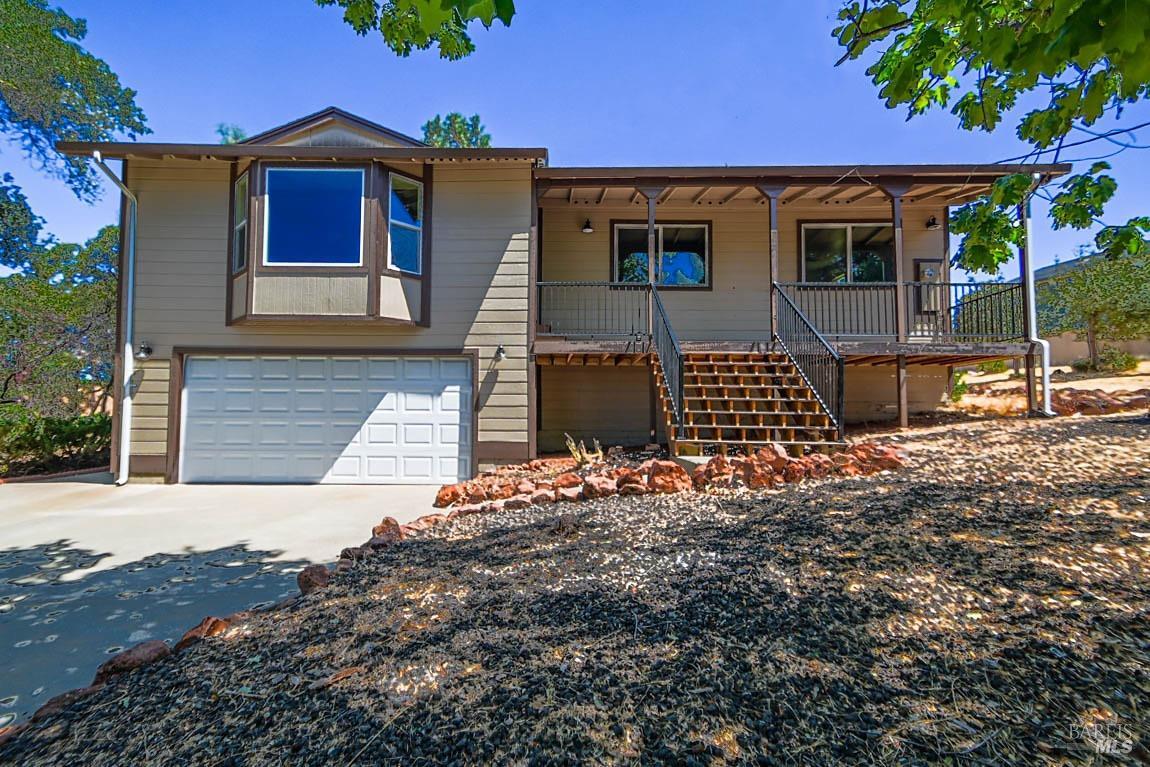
[652,351,842,454]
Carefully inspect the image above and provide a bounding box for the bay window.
[388,173,423,274]
[231,172,249,272]
[801,223,895,283]
[613,223,710,288]
[263,167,365,267]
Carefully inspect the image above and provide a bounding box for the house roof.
[56,142,548,163]
[1034,254,1093,282]
[239,106,427,147]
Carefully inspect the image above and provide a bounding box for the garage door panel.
[181,355,472,484]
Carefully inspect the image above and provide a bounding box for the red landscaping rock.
[646,460,692,494]
[530,488,555,505]
[694,455,735,488]
[756,444,790,471]
[371,517,405,543]
[554,472,583,489]
[488,482,517,501]
[465,484,489,504]
[582,474,618,498]
[515,479,536,495]
[31,685,103,722]
[404,513,447,532]
[297,564,331,595]
[741,460,777,489]
[504,494,533,510]
[447,503,484,519]
[807,453,835,478]
[174,616,232,652]
[782,459,809,483]
[92,640,171,685]
[434,483,465,508]
[557,485,584,502]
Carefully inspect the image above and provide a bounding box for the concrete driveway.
[0,476,439,726]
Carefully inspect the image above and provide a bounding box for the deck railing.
[537,281,649,337]
[651,286,684,429]
[773,283,845,437]
[777,281,1026,342]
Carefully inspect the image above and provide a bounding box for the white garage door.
[180,355,472,484]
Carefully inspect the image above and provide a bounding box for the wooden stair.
[652,351,843,456]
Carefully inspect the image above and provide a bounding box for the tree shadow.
[0,541,307,727]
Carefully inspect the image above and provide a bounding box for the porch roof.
[535,163,1071,207]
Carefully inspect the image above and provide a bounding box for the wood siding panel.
[127,160,532,471]
[844,364,948,423]
[538,366,653,452]
[252,275,369,315]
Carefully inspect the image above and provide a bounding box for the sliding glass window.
[801,223,895,283]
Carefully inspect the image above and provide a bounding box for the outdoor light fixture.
[581,219,594,234]
[134,340,153,361]
[925,215,942,230]
[494,344,507,363]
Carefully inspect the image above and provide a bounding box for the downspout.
[92,151,139,484]
[1019,178,1054,416]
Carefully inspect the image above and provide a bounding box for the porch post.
[757,185,787,340]
[1017,196,1045,414]
[638,186,664,336]
[882,184,911,343]
[896,355,909,429]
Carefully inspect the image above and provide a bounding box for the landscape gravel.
[2,415,1147,765]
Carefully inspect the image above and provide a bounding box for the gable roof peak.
[241,106,426,148]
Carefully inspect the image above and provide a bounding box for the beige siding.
[379,274,421,322]
[278,124,412,148]
[539,366,653,453]
[127,159,532,466]
[251,274,369,315]
[230,273,247,321]
[844,365,949,423]
[540,199,948,342]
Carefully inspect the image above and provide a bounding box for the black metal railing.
[773,283,845,438]
[537,281,649,337]
[651,287,684,430]
[908,281,1025,341]
[777,281,1026,342]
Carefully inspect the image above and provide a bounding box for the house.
[59,107,1070,485]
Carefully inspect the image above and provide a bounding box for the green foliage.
[1099,347,1138,372]
[0,226,118,417]
[1038,252,1150,368]
[977,359,1008,374]
[0,0,148,200]
[0,175,44,270]
[315,0,515,59]
[0,412,111,474]
[421,112,492,148]
[215,123,248,145]
[835,0,1150,273]
[950,371,968,401]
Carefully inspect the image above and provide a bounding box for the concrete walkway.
[0,478,439,726]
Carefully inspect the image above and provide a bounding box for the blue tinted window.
[264,168,363,265]
[388,174,423,274]
[389,225,420,273]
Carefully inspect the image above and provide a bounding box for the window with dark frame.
[388,173,423,275]
[801,223,895,283]
[231,172,249,273]
[613,223,709,287]
[262,167,365,267]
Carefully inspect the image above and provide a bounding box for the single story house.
[59,107,1069,484]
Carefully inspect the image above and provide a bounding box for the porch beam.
[691,187,712,204]
[781,185,821,204]
[757,185,787,338]
[844,186,883,204]
[719,186,745,205]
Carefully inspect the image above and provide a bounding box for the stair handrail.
[772,282,845,437]
[650,286,685,429]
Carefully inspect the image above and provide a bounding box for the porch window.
[263,167,365,266]
[387,173,423,274]
[613,223,710,288]
[231,172,249,272]
[801,223,895,283]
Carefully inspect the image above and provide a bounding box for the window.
[801,223,895,283]
[232,172,249,272]
[613,223,709,288]
[263,167,365,266]
[388,174,423,274]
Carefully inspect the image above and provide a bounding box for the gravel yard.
[3,415,1148,765]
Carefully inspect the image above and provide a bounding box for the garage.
[179,355,473,484]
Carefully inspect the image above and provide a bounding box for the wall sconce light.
[925,215,942,231]
[494,344,507,363]
[581,219,594,234]
[134,340,154,361]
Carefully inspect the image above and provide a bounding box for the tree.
[0,174,43,271]
[1037,251,1150,369]
[215,123,248,144]
[835,0,1150,274]
[0,0,148,201]
[422,112,491,148]
[314,0,515,59]
[0,226,118,416]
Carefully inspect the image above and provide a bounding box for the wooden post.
[882,184,912,343]
[757,185,787,340]
[896,354,909,428]
[1024,352,1038,413]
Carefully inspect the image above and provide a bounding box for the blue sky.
[6,0,1148,275]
